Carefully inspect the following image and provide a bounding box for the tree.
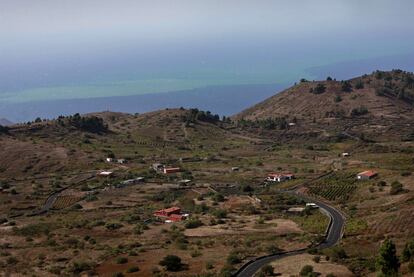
[326,76,333,81]
[159,255,183,271]
[376,239,400,276]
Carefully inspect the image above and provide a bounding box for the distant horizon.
[1,1,414,103]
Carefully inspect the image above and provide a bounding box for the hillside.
[0,109,244,178]
[235,70,414,141]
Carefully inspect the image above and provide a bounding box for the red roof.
[358,170,377,177]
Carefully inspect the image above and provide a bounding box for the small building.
[163,167,181,174]
[178,179,192,185]
[342,152,350,157]
[117,159,126,164]
[266,173,295,182]
[357,170,378,180]
[231,167,240,172]
[98,171,113,177]
[152,163,164,171]
[154,207,187,222]
[154,207,181,217]
[106,158,113,163]
[118,177,145,187]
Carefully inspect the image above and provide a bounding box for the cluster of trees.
[309,83,326,94]
[238,117,288,130]
[57,113,108,133]
[184,108,221,125]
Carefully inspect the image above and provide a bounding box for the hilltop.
[235,70,414,142]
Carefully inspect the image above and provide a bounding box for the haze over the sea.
[0,0,414,120]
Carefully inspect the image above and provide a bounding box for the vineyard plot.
[52,195,84,209]
[307,172,357,201]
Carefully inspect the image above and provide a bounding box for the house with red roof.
[154,207,188,222]
[357,170,378,180]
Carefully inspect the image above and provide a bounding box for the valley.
[0,70,414,277]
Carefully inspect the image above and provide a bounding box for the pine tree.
[376,239,400,276]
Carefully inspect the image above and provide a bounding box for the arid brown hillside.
[235,70,414,142]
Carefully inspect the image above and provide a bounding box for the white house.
[266,173,295,182]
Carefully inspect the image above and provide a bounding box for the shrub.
[300,265,315,276]
[390,181,404,195]
[212,193,225,202]
[185,218,203,229]
[260,264,274,276]
[212,209,227,219]
[313,255,321,263]
[334,96,342,103]
[310,84,326,94]
[71,261,93,274]
[355,80,364,89]
[127,266,140,273]
[227,252,241,265]
[116,257,128,264]
[106,223,123,230]
[112,273,124,277]
[159,255,183,271]
[341,81,353,92]
[350,106,368,117]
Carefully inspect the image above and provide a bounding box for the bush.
[260,264,275,276]
[310,84,326,94]
[116,257,128,264]
[159,255,183,271]
[227,252,241,265]
[300,265,315,276]
[212,209,227,219]
[341,81,353,92]
[127,266,140,273]
[351,107,368,117]
[106,223,123,230]
[112,273,124,277]
[390,181,404,195]
[355,80,364,89]
[71,261,93,274]
[334,96,342,103]
[185,218,203,229]
[313,255,321,263]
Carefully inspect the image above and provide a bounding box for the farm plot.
[307,172,357,201]
[52,195,84,209]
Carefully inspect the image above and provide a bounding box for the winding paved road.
[234,192,345,277]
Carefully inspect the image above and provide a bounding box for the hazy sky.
[1,0,413,102]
